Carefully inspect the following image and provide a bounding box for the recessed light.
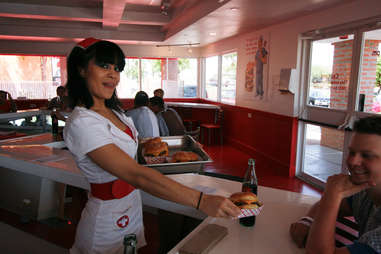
[218,0,225,3]
[230,7,239,11]
[209,32,217,36]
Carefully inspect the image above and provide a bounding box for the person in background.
[154,88,167,110]
[125,91,160,138]
[0,90,17,113]
[290,116,381,254]
[154,88,164,98]
[63,38,241,254]
[149,96,169,136]
[48,86,67,110]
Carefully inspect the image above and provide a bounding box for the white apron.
[70,189,146,254]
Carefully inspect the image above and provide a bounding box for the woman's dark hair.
[66,40,125,112]
[353,116,381,136]
[134,91,149,107]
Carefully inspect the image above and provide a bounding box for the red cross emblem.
[116,215,129,228]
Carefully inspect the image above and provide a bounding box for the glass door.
[297,22,381,188]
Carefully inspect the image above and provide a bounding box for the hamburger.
[230,192,261,209]
[171,151,199,162]
[143,137,169,157]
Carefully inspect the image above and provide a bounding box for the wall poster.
[243,34,270,101]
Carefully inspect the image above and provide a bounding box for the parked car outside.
[183,85,197,97]
[308,88,330,107]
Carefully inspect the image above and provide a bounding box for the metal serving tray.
[138,135,212,174]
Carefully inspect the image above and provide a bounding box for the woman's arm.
[87,143,241,217]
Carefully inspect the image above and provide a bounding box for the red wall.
[198,99,298,178]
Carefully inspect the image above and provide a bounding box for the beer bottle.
[239,158,258,227]
[51,108,58,137]
[124,233,137,254]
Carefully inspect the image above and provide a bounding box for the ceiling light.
[218,0,225,3]
[187,44,193,53]
[209,32,217,36]
[230,7,239,11]
[160,0,170,16]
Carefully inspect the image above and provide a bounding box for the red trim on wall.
[15,99,48,110]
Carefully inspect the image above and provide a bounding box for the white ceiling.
[0,0,355,47]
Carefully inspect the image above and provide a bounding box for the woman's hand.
[290,222,310,248]
[199,194,241,218]
[325,174,372,199]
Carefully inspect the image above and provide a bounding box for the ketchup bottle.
[239,158,258,227]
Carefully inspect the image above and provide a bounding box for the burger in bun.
[230,192,261,209]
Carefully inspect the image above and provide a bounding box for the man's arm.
[305,174,370,254]
[290,196,353,248]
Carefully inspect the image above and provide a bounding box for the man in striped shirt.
[290,116,381,254]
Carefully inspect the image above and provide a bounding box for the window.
[297,19,381,189]
[205,56,219,101]
[357,28,381,113]
[119,57,198,98]
[0,55,66,99]
[221,52,237,104]
[117,58,139,98]
[308,36,354,109]
[203,52,237,104]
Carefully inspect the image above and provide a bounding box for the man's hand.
[325,174,373,199]
[290,222,310,248]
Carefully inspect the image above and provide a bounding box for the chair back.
[162,108,186,136]
[214,109,224,125]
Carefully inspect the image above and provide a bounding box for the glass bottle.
[51,108,58,137]
[124,233,137,254]
[239,158,258,227]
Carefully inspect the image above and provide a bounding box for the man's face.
[346,133,381,186]
[154,91,163,98]
[57,88,65,97]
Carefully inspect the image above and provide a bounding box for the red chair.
[200,109,223,145]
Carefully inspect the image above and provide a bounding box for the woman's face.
[81,58,121,102]
[346,133,381,186]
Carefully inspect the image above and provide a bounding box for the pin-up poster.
[244,34,270,101]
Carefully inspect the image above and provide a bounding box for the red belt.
[90,179,135,200]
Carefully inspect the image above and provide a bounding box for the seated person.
[125,91,159,138]
[154,88,167,110]
[154,88,164,98]
[161,106,187,136]
[0,90,17,113]
[149,96,169,136]
[48,86,68,110]
[290,116,381,254]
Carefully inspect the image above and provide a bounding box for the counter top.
[165,174,319,254]
[0,133,89,190]
[166,102,220,110]
[0,134,318,253]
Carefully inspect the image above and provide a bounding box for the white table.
[0,134,319,253]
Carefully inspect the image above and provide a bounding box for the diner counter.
[166,102,220,110]
[0,133,318,253]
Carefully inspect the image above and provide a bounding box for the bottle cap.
[248,158,255,166]
[124,233,137,245]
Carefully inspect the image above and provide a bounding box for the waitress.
[63,38,241,254]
